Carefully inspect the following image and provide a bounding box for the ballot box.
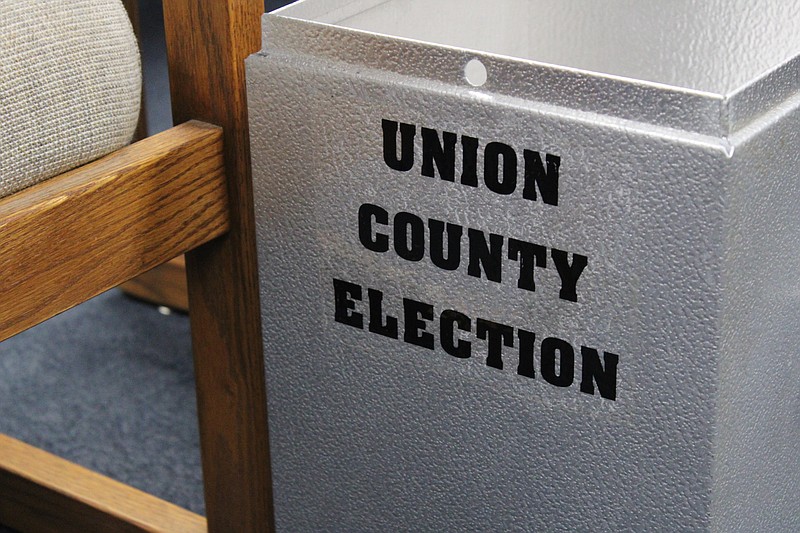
[247,1,800,530]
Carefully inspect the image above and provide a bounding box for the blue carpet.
[0,290,203,529]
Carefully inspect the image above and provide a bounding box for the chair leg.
[163,2,275,532]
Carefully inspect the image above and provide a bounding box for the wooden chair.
[0,1,274,531]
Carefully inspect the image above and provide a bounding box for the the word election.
[334,279,618,401]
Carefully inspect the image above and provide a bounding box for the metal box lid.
[271,0,800,136]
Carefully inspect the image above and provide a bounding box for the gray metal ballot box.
[247,1,800,530]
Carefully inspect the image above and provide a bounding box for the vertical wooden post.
[162,2,274,532]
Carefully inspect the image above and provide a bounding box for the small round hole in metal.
[465,58,488,87]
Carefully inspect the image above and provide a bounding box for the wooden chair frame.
[0,1,274,531]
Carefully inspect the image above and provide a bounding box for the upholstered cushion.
[0,0,141,198]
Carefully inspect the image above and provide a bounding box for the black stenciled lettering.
[358,203,389,253]
[580,347,618,401]
[429,218,463,271]
[467,229,503,283]
[461,135,479,187]
[367,288,398,339]
[333,279,363,329]
[508,238,547,292]
[476,319,514,370]
[540,337,574,387]
[403,298,435,349]
[523,150,560,205]
[333,280,619,402]
[551,249,588,302]
[517,329,536,378]
[393,211,425,262]
[421,128,457,182]
[440,309,471,359]
[484,142,517,195]
[382,119,416,171]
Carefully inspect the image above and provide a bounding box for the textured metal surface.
[713,103,800,532]
[248,2,799,531]
[277,0,800,95]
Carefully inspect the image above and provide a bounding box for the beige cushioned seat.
[0,0,141,198]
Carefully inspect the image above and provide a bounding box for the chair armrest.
[0,120,228,342]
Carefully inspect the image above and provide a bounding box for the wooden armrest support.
[0,433,206,533]
[0,121,228,341]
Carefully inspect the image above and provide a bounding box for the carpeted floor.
[0,291,203,530]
